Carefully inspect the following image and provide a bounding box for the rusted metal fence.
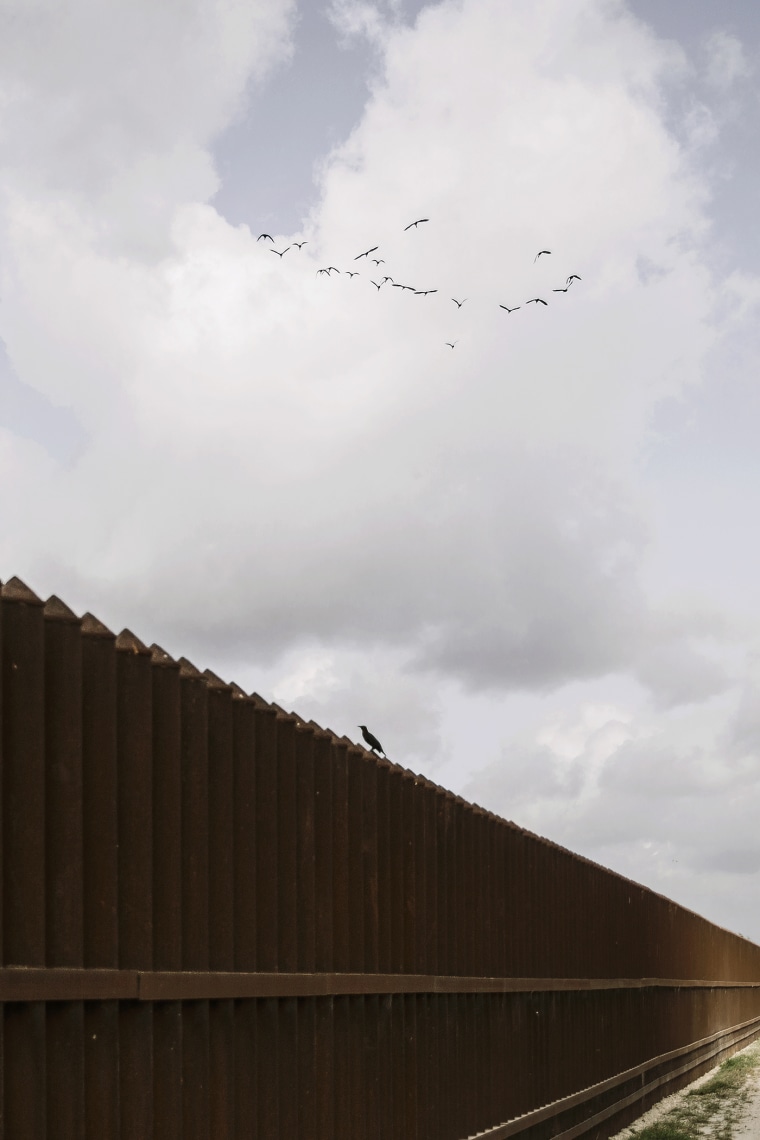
[1,573,759,1139]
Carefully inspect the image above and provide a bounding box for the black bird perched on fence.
[359,725,385,756]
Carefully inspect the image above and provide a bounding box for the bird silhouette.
[567,274,582,284]
[527,297,548,305]
[499,304,520,312]
[452,298,467,308]
[355,246,379,260]
[401,285,416,291]
[534,250,551,261]
[404,219,429,230]
[346,271,360,277]
[359,725,385,756]
[292,241,308,249]
[316,268,330,276]
[381,276,394,284]
[327,266,340,274]
[552,286,569,292]
[415,289,438,295]
[371,280,382,290]
[270,247,290,258]
[371,259,385,265]
[445,341,458,349]
[257,233,274,242]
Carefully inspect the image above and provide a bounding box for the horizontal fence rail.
[1,574,759,1139]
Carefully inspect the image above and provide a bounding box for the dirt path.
[611,1041,760,1140]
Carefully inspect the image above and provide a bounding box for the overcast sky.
[2,0,760,942]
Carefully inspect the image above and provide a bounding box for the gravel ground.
[610,1040,760,1140]
[732,1060,760,1138]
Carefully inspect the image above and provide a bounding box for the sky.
[2,0,760,942]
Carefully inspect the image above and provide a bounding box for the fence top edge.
[44,594,81,622]
[115,627,150,654]
[1,575,44,604]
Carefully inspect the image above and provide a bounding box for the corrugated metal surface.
[1,574,760,1138]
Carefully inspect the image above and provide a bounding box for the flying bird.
[401,285,416,291]
[359,725,385,756]
[451,298,467,308]
[567,275,582,284]
[381,276,394,284]
[346,271,360,277]
[552,286,569,293]
[404,218,429,230]
[355,246,379,260]
[526,297,548,305]
[370,280,382,290]
[270,247,290,258]
[371,258,385,265]
[415,289,438,295]
[326,266,340,274]
[445,341,458,349]
[257,233,274,242]
[292,241,308,249]
[499,304,520,312]
[534,250,551,261]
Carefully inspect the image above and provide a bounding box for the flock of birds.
[256,218,582,348]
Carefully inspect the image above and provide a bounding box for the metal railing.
[1,574,759,1138]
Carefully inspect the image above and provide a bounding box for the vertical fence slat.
[360,753,379,976]
[1,579,46,1140]
[206,671,235,971]
[81,612,120,1140]
[295,724,316,974]
[276,712,299,974]
[347,745,365,973]
[44,596,85,1140]
[150,644,183,1140]
[331,741,350,973]
[253,698,279,972]
[312,728,334,974]
[231,687,256,972]
[206,673,235,1140]
[178,658,210,1140]
[115,627,154,1140]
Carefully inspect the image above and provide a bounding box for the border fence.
[1,573,759,1139]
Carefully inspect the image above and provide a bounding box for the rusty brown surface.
[2,575,760,1138]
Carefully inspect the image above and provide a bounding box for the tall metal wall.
[1,575,759,1139]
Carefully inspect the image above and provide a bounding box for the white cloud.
[2,0,760,936]
[703,30,751,90]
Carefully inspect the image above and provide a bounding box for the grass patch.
[626,1043,760,1140]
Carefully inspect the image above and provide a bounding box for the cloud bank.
[2,0,760,935]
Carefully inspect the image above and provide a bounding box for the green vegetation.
[626,1044,760,1140]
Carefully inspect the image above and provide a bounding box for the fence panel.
[1,574,760,1139]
